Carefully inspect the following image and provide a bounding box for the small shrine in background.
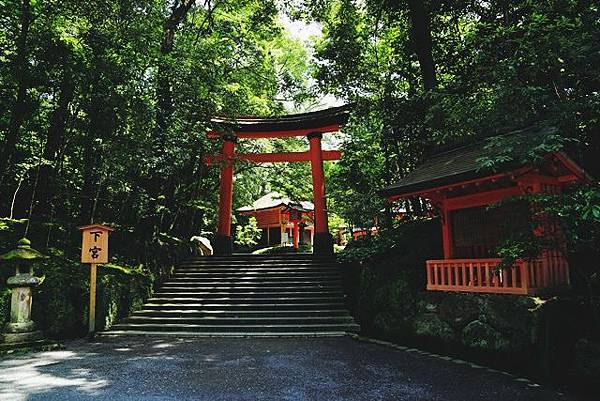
[238,192,314,249]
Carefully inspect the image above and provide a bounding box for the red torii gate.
[205,106,350,255]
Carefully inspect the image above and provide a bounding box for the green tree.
[235,216,262,248]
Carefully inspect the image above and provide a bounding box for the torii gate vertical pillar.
[308,133,334,255]
[214,135,236,255]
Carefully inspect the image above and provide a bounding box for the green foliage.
[96,266,151,331]
[0,288,11,328]
[477,127,577,170]
[0,217,156,339]
[306,0,600,233]
[0,0,315,260]
[491,186,600,292]
[235,217,262,248]
[338,218,440,264]
[1,0,599,341]
[338,218,442,336]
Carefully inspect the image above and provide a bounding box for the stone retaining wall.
[342,261,600,389]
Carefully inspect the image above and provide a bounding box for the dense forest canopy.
[1,0,599,265]
[303,0,600,228]
[0,0,317,251]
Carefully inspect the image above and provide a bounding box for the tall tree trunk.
[149,0,196,233]
[155,0,196,148]
[406,0,437,91]
[0,0,32,185]
[35,68,75,217]
[79,48,115,223]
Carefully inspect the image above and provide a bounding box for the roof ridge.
[211,105,351,123]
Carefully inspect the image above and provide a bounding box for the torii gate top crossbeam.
[208,105,350,139]
[204,150,342,165]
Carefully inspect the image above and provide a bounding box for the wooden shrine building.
[238,192,314,249]
[205,106,349,255]
[381,127,592,295]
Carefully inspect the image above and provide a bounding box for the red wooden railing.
[425,251,569,295]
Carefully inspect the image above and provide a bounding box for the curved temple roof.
[380,126,591,199]
[237,192,313,214]
[210,105,350,137]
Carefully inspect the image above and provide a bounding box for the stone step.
[175,266,340,272]
[104,254,358,337]
[177,265,339,271]
[163,277,342,284]
[141,302,346,310]
[157,285,343,291]
[164,278,342,285]
[160,280,342,287]
[184,254,332,259]
[110,323,361,333]
[153,291,343,298]
[123,316,355,325]
[179,258,336,263]
[132,309,350,318]
[179,258,337,266]
[100,331,348,338]
[146,296,344,304]
[171,271,342,279]
[172,271,341,277]
[169,276,342,283]
[181,259,334,265]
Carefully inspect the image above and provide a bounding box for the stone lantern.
[0,238,48,344]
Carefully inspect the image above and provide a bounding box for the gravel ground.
[0,336,587,401]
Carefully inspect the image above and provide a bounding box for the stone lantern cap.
[0,238,49,265]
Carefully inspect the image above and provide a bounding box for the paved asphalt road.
[0,336,588,401]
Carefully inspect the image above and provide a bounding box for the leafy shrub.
[0,218,181,339]
[338,218,442,338]
[28,254,152,338]
[490,186,600,294]
[339,218,442,266]
[235,217,262,248]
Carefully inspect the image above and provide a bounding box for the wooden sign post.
[79,224,113,336]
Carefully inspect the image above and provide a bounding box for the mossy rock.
[573,338,600,381]
[381,278,415,317]
[373,311,404,337]
[480,295,536,334]
[0,289,11,327]
[415,291,446,314]
[438,293,481,330]
[462,320,510,352]
[412,313,456,342]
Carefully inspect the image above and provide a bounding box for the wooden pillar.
[308,132,333,254]
[88,263,97,335]
[441,205,452,259]
[214,135,236,255]
[293,220,300,249]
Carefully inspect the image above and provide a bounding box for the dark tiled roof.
[211,105,350,133]
[380,126,558,198]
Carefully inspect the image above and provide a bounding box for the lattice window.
[451,202,530,258]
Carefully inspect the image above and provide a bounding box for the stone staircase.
[104,254,359,337]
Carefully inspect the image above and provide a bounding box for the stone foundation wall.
[413,292,538,353]
[342,261,600,389]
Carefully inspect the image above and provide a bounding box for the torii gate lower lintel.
[206,106,350,255]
